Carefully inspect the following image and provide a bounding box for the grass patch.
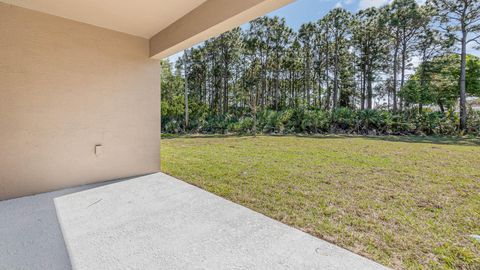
[161,135,480,269]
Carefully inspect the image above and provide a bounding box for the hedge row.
[162,108,480,136]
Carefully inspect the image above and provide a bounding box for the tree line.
[161,0,480,135]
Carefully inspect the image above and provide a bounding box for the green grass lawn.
[160,135,480,270]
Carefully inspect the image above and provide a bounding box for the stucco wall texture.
[0,3,161,200]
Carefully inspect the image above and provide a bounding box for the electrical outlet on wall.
[95,144,103,156]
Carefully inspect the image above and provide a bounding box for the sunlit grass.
[161,135,480,269]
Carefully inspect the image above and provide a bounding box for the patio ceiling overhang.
[149,0,294,59]
[3,0,294,59]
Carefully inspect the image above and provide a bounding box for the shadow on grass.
[290,134,480,146]
[361,135,480,146]
[162,133,480,146]
[161,133,252,140]
[162,133,351,141]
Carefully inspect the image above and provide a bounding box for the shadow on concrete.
[0,175,144,270]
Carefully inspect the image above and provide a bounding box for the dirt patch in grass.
[161,135,480,269]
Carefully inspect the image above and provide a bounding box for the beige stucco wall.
[0,3,161,200]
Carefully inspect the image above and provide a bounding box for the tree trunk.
[223,55,229,115]
[324,30,330,110]
[439,102,445,114]
[274,48,280,110]
[184,51,189,131]
[400,36,409,112]
[307,55,311,107]
[419,50,427,115]
[392,40,399,112]
[317,69,322,108]
[387,86,390,111]
[367,63,373,109]
[332,32,339,110]
[459,28,468,131]
[253,83,258,137]
[360,65,365,110]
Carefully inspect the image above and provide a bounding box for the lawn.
[160,135,480,270]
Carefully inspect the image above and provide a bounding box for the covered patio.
[1,0,389,269]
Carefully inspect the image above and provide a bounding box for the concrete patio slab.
[54,172,389,270]
[0,178,127,270]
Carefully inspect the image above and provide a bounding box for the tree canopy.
[161,0,480,134]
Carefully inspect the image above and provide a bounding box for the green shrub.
[418,112,442,135]
[301,110,330,133]
[164,120,181,134]
[201,114,236,134]
[286,108,306,133]
[356,109,391,134]
[161,107,477,136]
[438,111,458,135]
[391,113,414,134]
[331,108,356,132]
[261,110,289,133]
[228,117,254,134]
[467,109,480,135]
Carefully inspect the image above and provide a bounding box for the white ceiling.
[3,0,207,38]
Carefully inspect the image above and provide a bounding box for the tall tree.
[298,22,316,107]
[430,0,480,130]
[414,6,446,113]
[318,17,332,110]
[218,27,242,114]
[163,7,480,135]
[353,7,387,109]
[382,0,424,111]
[270,17,292,110]
[183,50,189,130]
[324,8,352,110]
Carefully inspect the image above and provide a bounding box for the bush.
[438,111,458,135]
[301,110,330,133]
[201,114,235,134]
[164,120,181,134]
[418,111,442,135]
[331,108,356,132]
[228,117,254,134]
[467,109,480,135]
[161,107,477,136]
[285,108,306,133]
[260,110,291,133]
[356,109,392,134]
[391,113,415,134]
